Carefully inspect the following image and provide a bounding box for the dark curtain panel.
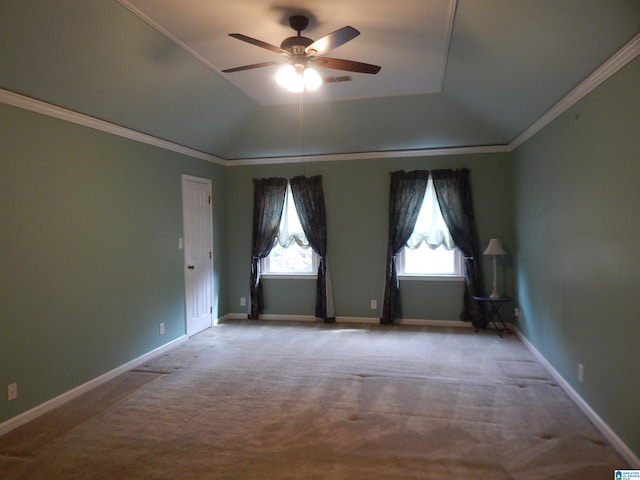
[290,175,335,323]
[249,177,288,319]
[381,170,430,324]
[431,169,485,327]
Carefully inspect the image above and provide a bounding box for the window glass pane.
[407,177,454,250]
[277,183,309,248]
[266,242,314,273]
[402,243,458,275]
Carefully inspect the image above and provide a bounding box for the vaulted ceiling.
[1,1,639,163]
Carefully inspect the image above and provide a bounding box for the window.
[262,242,317,274]
[261,183,318,276]
[397,176,463,279]
[398,243,463,277]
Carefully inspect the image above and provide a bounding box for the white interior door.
[182,175,213,336]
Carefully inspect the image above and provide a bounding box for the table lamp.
[483,238,505,299]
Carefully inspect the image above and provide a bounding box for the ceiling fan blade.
[305,26,360,56]
[222,61,285,73]
[312,57,381,74]
[228,33,289,55]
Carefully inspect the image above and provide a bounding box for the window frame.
[397,245,465,281]
[396,174,465,281]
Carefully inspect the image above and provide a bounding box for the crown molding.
[2,32,638,166]
[510,32,640,150]
[226,144,511,167]
[0,89,227,166]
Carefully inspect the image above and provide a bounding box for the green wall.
[513,57,640,456]
[226,154,514,320]
[0,103,227,423]
[5,56,637,464]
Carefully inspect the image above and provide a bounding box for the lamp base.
[489,255,500,299]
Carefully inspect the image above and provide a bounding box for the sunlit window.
[397,176,463,278]
[261,183,318,276]
[399,243,463,277]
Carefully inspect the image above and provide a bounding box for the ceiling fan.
[222,15,381,92]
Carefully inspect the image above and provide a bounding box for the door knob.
[187,265,195,270]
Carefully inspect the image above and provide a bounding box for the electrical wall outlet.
[370,300,377,310]
[240,297,246,307]
[514,307,520,317]
[8,383,17,401]
[578,363,585,383]
[159,323,165,335]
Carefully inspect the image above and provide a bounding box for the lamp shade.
[483,238,505,256]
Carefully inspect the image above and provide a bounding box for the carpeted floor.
[0,320,629,479]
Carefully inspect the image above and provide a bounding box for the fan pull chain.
[298,91,305,163]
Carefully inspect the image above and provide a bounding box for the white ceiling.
[119,0,456,106]
[1,0,639,162]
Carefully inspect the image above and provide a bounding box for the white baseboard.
[224,312,472,328]
[337,316,380,324]
[224,313,317,322]
[394,318,473,328]
[516,329,640,468]
[337,316,473,328]
[0,335,188,437]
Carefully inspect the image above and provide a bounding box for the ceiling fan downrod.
[281,15,314,55]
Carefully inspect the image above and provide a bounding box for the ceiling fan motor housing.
[280,35,313,54]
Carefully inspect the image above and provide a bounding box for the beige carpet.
[0,320,628,479]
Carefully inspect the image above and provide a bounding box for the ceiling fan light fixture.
[303,67,322,91]
[276,64,302,92]
[275,64,322,93]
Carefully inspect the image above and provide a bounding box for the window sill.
[261,273,317,280]
[399,275,465,282]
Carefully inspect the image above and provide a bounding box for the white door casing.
[182,175,213,336]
